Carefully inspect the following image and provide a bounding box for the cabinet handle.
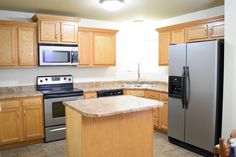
[55,34,59,39]
[61,34,63,40]
[16,111,19,118]
[0,102,2,112]
[24,110,26,115]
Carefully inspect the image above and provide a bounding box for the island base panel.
[66,107,154,157]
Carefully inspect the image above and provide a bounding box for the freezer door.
[185,40,218,152]
[168,44,186,141]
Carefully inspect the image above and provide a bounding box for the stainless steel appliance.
[37,75,83,142]
[39,44,78,66]
[97,89,123,97]
[168,40,224,156]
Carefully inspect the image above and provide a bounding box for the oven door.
[44,96,83,127]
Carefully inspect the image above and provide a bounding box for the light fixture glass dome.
[100,0,124,11]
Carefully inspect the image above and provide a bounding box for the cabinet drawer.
[145,90,159,100]
[84,92,97,99]
[159,93,168,102]
[124,90,145,97]
[0,100,20,110]
[22,97,42,106]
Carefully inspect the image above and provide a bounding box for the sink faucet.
[137,63,141,84]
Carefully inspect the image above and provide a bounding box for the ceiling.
[0,0,224,22]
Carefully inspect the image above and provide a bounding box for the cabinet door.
[61,21,78,43]
[22,97,44,141]
[0,100,22,145]
[18,27,37,66]
[0,26,17,66]
[159,93,168,133]
[171,29,185,44]
[159,32,170,65]
[186,24,208,42]
[78,31,92,66]
[208,21,224,39]
[39,20,60,43]
[93,32,116,66]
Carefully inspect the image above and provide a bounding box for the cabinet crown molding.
[32,13,80,22]
[79,27,119,34]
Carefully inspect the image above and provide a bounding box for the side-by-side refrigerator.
[168,40,224,156]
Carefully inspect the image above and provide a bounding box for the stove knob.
[45,78,48,81]
[64,78,66,80]
[69,78,71,81]
[40,80,43,83]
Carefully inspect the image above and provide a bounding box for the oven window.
[52,102,65,118]
[43,51,70,63]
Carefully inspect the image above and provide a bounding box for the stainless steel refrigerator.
[168,40,224,156]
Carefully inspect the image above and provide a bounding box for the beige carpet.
[0,131,202,157]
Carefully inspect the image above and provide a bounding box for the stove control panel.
[37,75,73,85]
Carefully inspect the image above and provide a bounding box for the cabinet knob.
[0,102,2,112]
[16,111,19,118]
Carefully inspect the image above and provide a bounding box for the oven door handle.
[49,127,66,132]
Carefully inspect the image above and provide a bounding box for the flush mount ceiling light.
[100,0,125,11]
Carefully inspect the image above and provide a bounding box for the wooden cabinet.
[84,92,97,99]
[0,20,37,68]
[22,97,44,141]
[78,28,118,67]
[0,96,44,147]
[124,89,145,97]
[159,93,168,133]
[39,20,60,43]
[185,24,208,42]
[0,100,22,145]
[18,27,37,66]
[78,31,93,66]
[93,32,116,66]
[171,29,185,44]
[208,21,224,39]
[156,16,224,67]
[159,32,170,65]
[0,25,17,66]
[33,14,79,44]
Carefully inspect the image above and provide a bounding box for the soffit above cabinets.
[0,0,224,22]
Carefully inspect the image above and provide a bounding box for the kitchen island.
[64,95,163,157]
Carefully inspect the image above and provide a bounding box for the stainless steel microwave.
[39,44,78,66]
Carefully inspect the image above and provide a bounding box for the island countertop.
[64,95,163,118]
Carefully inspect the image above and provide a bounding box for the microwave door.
[41,50,71,65]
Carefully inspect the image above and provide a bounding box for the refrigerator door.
[168,44,186,141]
[185,40,218,152]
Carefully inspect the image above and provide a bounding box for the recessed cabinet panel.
[61,21,78,43]
[208,21,224,38]
[93,33,116,66]
[18,27,37,66]
[40,20,60,43]
[186,24,208,41]
[0,26,17,66]
[78,31,92,66]
[171,29,185,44]
[159,32,170,65]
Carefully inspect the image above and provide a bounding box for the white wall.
[222,1,236,138]
[0,6,224,87]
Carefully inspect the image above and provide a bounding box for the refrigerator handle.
[185,66,190,109]
[181,67,186,108]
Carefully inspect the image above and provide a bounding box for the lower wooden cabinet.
[0,100,22,145]
[159,93,168,133]
[22,97,44,141]
[0,97,44,147]
[123,89,145,97]
[84,92,97,99]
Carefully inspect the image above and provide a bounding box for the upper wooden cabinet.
[159,32,170,65]
[208,21,224,39]
[33,14,79,44]
[0,25,17,66]
[185,24,208,42]
[171,29,185,44]
[78,28,118,67]
[156,16,224,66]
[0,20,37,68]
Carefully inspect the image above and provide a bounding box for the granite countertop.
[64,95,163,117]
[0,91,43,99]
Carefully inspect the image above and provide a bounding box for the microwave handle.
[70,51,74,63]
